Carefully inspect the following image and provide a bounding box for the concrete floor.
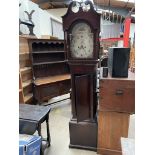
[41,98,97,155]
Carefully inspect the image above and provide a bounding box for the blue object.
[19,134,41,155]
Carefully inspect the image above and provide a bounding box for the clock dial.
[70,22,94,58]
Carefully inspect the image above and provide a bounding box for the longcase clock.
[62,0,100,150]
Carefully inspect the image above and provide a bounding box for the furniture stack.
[97,71,135,155]
[19,35,36,104]
[28,39,71,104]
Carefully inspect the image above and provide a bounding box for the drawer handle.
[115,89,124,95]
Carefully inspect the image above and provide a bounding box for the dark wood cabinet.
[28,39,71,103]
[98,71,135,155]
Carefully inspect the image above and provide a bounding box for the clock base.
[69,119,97,151]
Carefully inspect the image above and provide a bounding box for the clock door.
[75,74,93,122]
[70,22,94,59]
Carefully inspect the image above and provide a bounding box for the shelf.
[24,93,33,103]
[22,80,32,88]
[19,52,29,55]
[32,51,65,54]
[33,60,66,66]
[19,35,37,39]
[34,74,71,86]
[20,67,31,74]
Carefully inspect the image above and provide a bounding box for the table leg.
[38,123,42,137]
[37,124,44,155]
[46,114,51,147]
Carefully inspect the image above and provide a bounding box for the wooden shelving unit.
[28,39,71,104]
[19,35,36,104]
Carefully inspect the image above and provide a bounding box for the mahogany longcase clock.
[62,0,100,150]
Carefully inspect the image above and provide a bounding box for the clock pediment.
[62,0,100,31]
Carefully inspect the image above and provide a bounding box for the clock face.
[70,22,94,58]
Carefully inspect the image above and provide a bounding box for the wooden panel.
[19,37,29,53]
[19,91,24,104]
[19,73,24,103]
[129,46,135,69]
[24,93,33,103]
[97,111,130,155]
[75,74,92,122]
[23,83,33,96]
[59,80,71,94]
[99,79,135,113]
[19,59,31,68]
[41,35,58,39]
[21,70,33,82]
[34,79,71,102]
[20,67,32,74]
[19,53,30,61]
[22,80,32,88]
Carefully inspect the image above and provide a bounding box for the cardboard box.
[19,134,41,155]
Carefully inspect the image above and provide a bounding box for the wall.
[47,8,67,22]
[130,23,135,45]
[19,0,62,38]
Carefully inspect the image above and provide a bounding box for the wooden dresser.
[97,71,135,155]
[28,39,71,104]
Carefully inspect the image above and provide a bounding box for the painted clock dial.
[70,22,94,58]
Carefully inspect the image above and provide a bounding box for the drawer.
[34,80,71,102]
[34,83,59,101]
[99,80,135,113]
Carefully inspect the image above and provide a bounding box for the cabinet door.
[75,74,93,122]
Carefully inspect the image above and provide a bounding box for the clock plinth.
[69,119,97,151]
[62,0,100,151]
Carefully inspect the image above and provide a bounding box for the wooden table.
[19,104,51,155]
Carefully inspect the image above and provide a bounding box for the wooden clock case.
[62,0,100,150]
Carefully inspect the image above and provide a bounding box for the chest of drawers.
[97,71,135,155]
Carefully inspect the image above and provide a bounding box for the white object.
[121,137,135,155]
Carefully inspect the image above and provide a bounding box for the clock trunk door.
[75,74,93,122]
[70,22,94,59]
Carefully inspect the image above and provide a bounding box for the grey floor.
[41,97,97,155]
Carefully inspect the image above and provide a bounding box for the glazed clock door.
[70,22,94,59]
[75,74,93,122]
